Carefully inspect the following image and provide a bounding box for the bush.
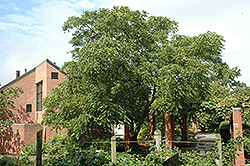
[178,150,216,166]
[43,149,110,166]
[22,134,79,157]
[244,136,250,159]
[219,121,231,143]
[138,127,149,141]
[0,156,19,166]
[43,134,79,157]
[21,142,37,155]
[22,133,247,165]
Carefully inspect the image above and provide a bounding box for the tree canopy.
[42,6,231,148]
[0,85,23,131]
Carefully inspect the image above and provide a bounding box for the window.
[51,72,58,79]
[36,82,43,111]
[26,104,32,112]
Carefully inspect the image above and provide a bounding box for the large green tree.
[0,84,23,131]
[42,6,228,150]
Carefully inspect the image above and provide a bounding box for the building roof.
[1,59,65,89]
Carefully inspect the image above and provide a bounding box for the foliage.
[0,84,23,131]
[42,6,228,150]
[43,134,79,157]
[21,142,37,155]
[18,153,35,166]
[200,81,250,133]
[188,127,197,139]
[22,134,79,157]
[178,150,216,166]
[137,127,149,141]
[221,135,244,165]
[0,155,34,166]
[197,111,223,133]
[219,120,230,143]
[43,150,110,166]
[0,156,19,166]
[20,133,246,165]
[244,136,250,157]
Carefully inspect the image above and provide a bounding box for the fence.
[35,129,222,166]
[110,129,222,165]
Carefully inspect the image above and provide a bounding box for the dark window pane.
[26,104,32,112]
[51,72,58,79]
[36,82,43,111]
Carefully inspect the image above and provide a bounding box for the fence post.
[111,135,116,164]
[216,134,222,166]
[154,129,162,151]
[36,130,42,166]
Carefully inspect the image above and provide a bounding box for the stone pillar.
[111,135,116,164]
[124,124,130,152]
[149,115,155,140]
[154,129,162,151]
[232,107,245,166]
[165,113,174,149]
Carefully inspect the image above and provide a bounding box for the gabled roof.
[1,59,65,89]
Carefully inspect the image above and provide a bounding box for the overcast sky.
[1,0,250,86]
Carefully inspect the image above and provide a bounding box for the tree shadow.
[12,106,34,123]
[0,126,24,154]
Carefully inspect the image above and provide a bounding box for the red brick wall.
[0,60,66,154]
[46,62,66,98]
[232,107,245,166]
[23,123,43,143]
[0,124,24,154]
[10,71,36,123]
[6,60,66,124]
[44,126,67,142]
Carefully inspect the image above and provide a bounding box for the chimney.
[16,70,20,79]
[25,69,27,73]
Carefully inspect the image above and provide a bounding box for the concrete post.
[216,134,222,166]
[154,129,162,151]
[232,107,245,166]
[111,135,116,164]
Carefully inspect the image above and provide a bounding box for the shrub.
[138,127,149,141]
[43,149,110,166]
[22,134,79,157]
[0,156,19,166]
[21,142,37,155]
[219,121,231,143]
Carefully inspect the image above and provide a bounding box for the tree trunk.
[124,124,130,151]
[130,132,140,152]
[181,116,189,141]
[165,113,175,149]
[124,123,140,152]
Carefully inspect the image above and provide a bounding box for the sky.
[0,0,250,86]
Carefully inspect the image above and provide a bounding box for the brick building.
[0,59,66,154]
